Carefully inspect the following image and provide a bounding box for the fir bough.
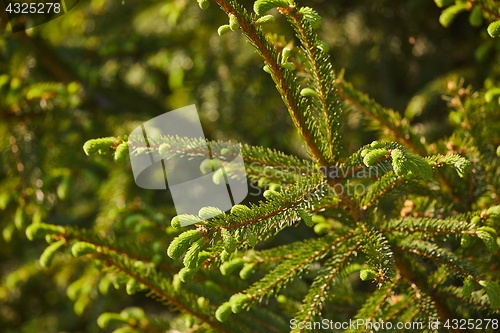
[19,0,500,332]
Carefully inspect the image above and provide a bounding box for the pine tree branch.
[238,232,360,307]
[400,241,480,282]
[212,0,327,166]
[283,6,342,162]
[202,173,327,249]
[405,283,441,331]
[336,78,426,155]
[359,223,396,284]
[476,0,500,21]
[393,251,453,330]
[351,276,400,329]
[293,241,362,332]
[362,172,407,210]
[100,253,231,333]
[382,213,482,240]
[439,286,500,314]
[127,135,312,170]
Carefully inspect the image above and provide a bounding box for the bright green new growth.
[439,3,468,28]
[476,226,499,252]
[126,278,139,295]
[114,142,129,164]
[362,148,388,166]
[229,14,240,31]
[220,258,245,276]
[297,208,314,227]
[253,0,290,15]
[229,293,249,313]
[170,214,199,229]
[300,88,318,97]
[299,7,322,29]
[25,222,64,240]
[218,25,232,36]
[215,302,232,322]
[488,20,500,38]
[239,263,256,279]
[230,204,252,216]
[255,14,275,25]
[197,0,210,10]
[198,206,224,219]
[83,137,116,155]
[167,230,202,259]
[183,239,204,269]
[390,149,407,176]
[97,312,130,329]
[405,152,434,180]
[71,242,98,257]
[359,268,377,281]
[221,229,236,253]
[178,267,198,282]
[479,280,500,309]
[40,239,66,268]
[27,0,500,331]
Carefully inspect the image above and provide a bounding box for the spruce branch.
[399,240,481,282]
[470,0,500,22]
[292,242,362,332]
[336,78,426,155]
[39,225,185,277]
[126,135,312,171]
[405,284,440,329]
[282,6,342,162]
[439,285,500,314]
[198,172,328,249]
[232,232,361,309]
[359,223,396,286]
[349,276,400,331]
[210,0,328,166]
[100,252,231,333]
[361,171,408,210]
[382,212,482,238]
[245,228,358,276]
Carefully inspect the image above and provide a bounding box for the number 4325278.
[5,2,61,14]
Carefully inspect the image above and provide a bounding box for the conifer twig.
[283,6,341,162]
[335,78,426,155]
[102,255,230,333]
[213,0,327,166]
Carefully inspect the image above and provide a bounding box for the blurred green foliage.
[1,0,500,332]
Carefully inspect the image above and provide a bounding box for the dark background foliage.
[0,0,498,332]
